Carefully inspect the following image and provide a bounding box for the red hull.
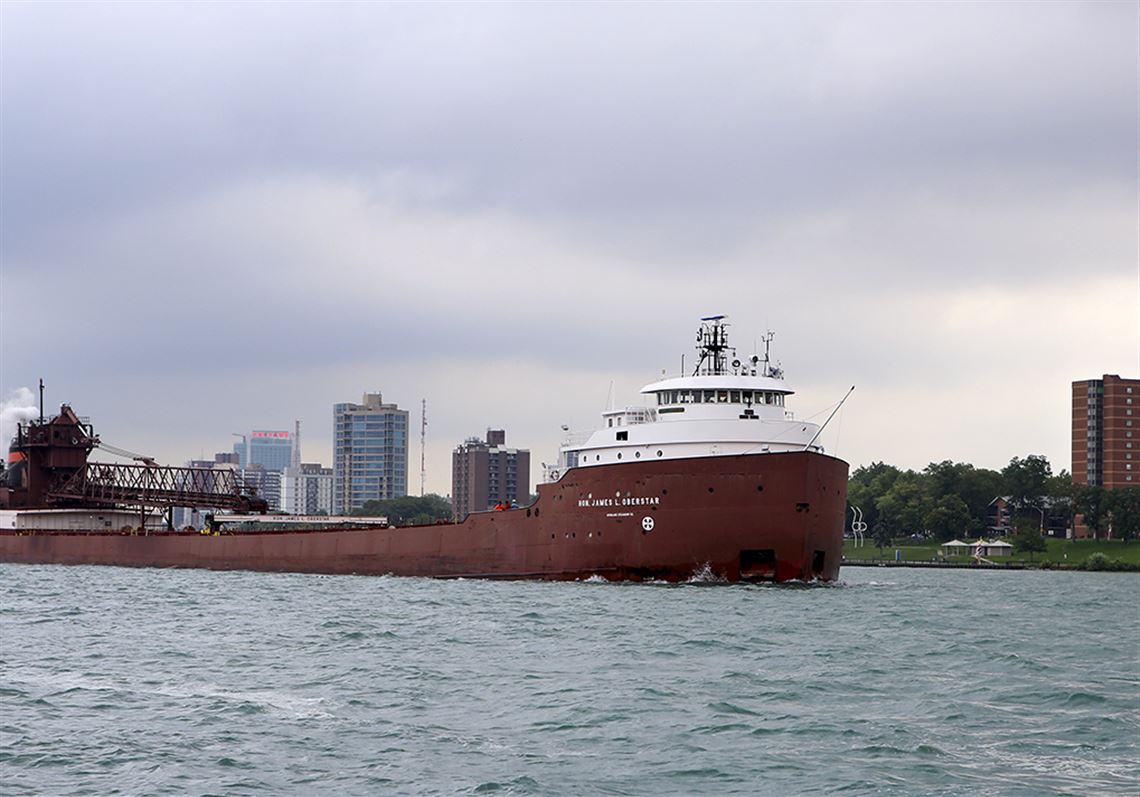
[0,452,848,582]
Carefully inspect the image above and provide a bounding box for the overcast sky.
[2,1,1137,495]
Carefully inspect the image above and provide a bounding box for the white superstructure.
[545,316,826,482]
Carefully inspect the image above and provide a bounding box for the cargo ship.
[0,317,850,582]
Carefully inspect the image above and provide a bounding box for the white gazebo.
[940,539,971,557]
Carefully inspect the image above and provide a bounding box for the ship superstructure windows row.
[333,392,409,514]
[652,390,786,407]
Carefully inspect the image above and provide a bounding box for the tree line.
[351,494,453,525]
[848,455,1140,546]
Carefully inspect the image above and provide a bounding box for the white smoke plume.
[1,387,39,449]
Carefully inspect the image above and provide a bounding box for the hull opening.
[740,548,777,581]
[812,550,827,578]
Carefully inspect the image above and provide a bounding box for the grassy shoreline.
[842,538,1140,571]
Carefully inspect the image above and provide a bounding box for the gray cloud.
[5,4,1135,248]
[2,2,1137,489]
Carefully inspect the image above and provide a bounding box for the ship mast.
[692,315,732,376]
[420,398,427,497]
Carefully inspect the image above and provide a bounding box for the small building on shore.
[940,539,972,557]
[972,539,1013,557]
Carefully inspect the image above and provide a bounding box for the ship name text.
[578,495,661,508]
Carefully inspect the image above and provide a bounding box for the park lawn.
[843,537,1140,566]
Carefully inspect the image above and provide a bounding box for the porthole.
[708,487,715,493]
[757,485,764,492]
[635,451,641,458]
[617,453,622,460]
[662,488,668,495]
[656,450,663,457]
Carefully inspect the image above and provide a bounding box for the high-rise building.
[233,430,294,472]
[280,463,334,515]
[1072,374,1138,489]
[229,430,292,511]
[451,429,530,521]
[333,393,409,514]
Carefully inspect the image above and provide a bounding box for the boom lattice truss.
[48,463,267,512]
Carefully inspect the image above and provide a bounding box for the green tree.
[847,462,904,532]
[920,460,1005,535]
[1107,486,1140,543]
[1012,520,1047,560]
[871,521,893,552]
[1043,471,1075,533]
[923,460,961,499]
[1073,484,1108,540]
[924,495,971,541]
[1002,455,1052,513]
[876,472,930,537]
[352,494,453,524]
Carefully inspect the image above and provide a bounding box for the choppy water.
[1,565,1137,796]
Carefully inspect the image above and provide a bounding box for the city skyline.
[1,3,1137,496]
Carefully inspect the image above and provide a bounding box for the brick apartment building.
[1072,374,1138,489]
[451,429,530,521]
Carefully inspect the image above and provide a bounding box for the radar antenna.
[692,315,735,376]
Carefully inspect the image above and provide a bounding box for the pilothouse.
[548,316,825,480]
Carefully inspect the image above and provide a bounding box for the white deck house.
[546,317,848,481]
